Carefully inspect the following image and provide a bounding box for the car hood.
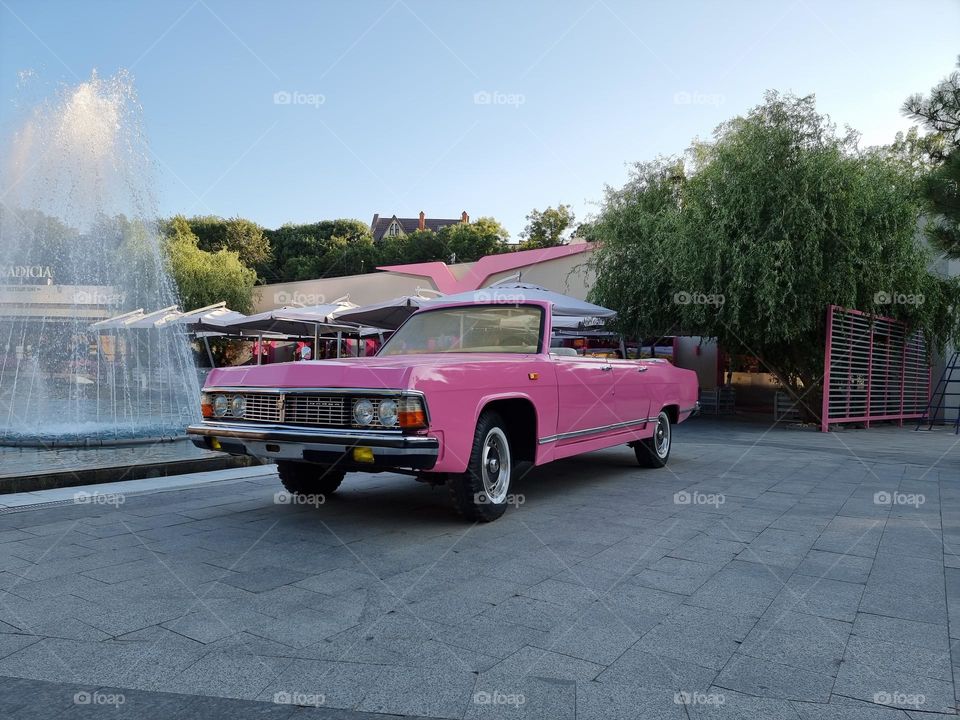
[204,353,536,391]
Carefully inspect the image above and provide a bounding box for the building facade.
[370,211,469,242]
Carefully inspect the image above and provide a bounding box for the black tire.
[276,461,345,497]
[447,411,513,522]
[635,410,671,468]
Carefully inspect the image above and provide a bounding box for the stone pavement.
[0,419,956,719]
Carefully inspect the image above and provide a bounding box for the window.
[378,305,544,355]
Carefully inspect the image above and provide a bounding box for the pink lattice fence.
[821,305,930,432]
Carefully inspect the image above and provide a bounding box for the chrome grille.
[283,395,349,426]
[211,390,402,429]
[242,393,282,423]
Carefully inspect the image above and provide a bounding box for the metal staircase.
[916,351,960,433]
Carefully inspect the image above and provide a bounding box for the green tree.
[519,205,575,249]
[590,92,960,421]
[903,57,960,257]
[186,215,270,268]
[164,215,256,312]
[441,217,511,262]
[263,219,372,281]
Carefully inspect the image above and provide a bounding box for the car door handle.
[600,365,613,371]
[637,366,648,372]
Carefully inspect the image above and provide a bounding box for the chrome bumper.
[187,421,439,470]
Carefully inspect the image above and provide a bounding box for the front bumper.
[187,421,439,470]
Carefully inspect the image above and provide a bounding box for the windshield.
[378,305,544,355]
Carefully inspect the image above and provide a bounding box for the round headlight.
[353,399,375,425]
[230,395,246,418]
[378,399,398,427]
[213,394,229,417]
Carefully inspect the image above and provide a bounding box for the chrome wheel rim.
[481,427,511,504]
[655,413,670,458]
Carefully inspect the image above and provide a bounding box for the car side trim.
[538,416,660,445]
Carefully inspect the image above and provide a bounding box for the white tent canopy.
[124,306,183,329]
[333,291,441,331]
[425,282,616,321]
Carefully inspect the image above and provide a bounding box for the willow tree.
[589,93,960,420]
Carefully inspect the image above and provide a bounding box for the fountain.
[0,71,200,446]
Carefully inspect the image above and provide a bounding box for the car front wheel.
[276,461,345,497]
[635,410,671,468]
[447,411,513,522]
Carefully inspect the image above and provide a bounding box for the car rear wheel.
[276,461,345,497]
[447,411,513,522]
[635,410,671,468]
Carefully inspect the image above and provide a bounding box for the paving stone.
[257,658,385,710]
[850,613,950,654]
[465,675,575,720]
[844,635,952,681]
[534,603,640,665]
[356,664,477,718]
[764,574,865,623]
[713,653,834,702]
[575,681,687,719]
[634,557,718,595]
[220,567,310,593]
[164,651,293,700]
[791,698,913,719]
[737,623,847,676]
[795,550,874,584]
[597,646,717,690]
[833,660,955,714]
[634,605,756,670]
[481,645,605,683]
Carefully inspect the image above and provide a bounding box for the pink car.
[187,300,699,521]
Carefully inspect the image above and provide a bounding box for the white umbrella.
[333,293,439,330]
[426,282,616,320]
[124,306,183,329]
[225,302,357,336]
[89,308,145,330]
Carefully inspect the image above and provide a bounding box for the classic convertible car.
[187,300,699,521]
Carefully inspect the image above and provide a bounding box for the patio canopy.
[426,282,616,320]
[124,306,183,329]
[214,303,362,337]
[89,306,182,331]
[333,293,441,331]
[88,308,146,331]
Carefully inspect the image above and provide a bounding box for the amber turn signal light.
[200,392,213,418]
[397,396,427,429]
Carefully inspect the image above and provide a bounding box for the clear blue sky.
[1,0,958,239]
